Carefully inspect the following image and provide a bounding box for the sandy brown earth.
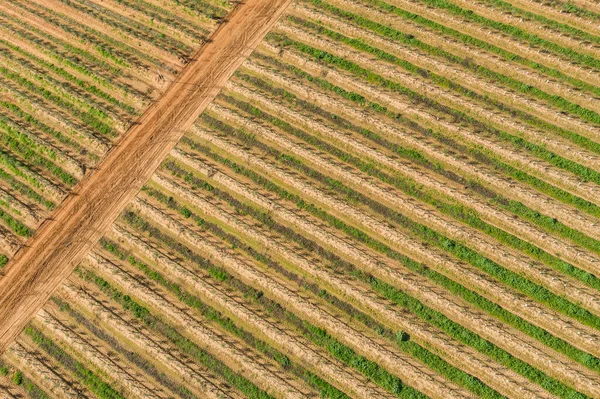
[0,0,293,355]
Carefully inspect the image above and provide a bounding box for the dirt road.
[0,0,292,355]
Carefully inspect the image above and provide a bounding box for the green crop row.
[226,91,600,289]
[217,98,600,324]
[0,40,136,114]
[0,166,54,209]
[100,237,351,399]
[177,136,588,398]
[0,66,114,136]
[416,0,600,71]
[116,0,209,39]
[267,28,600,198]
[356,0,600,98]
[225,76,600,290]
[142,180,506,399]
[0,206,31,237]
[0,102,82,151]
[200,112,600,336]
[75,266,277,399]
[51,297,203,399]
[0,122,76,186]
[0,57,113,124]
[0,151,46,192]
[0,12,124,84]
[247,49,600,258]
[482,0,600,44]
[0,47,123,121]
[0,115,57,160]
[0,360,51,399]
[59,0,191,57]
[170,0,230,20]
[303,0,600,154]
[184,128,600,379]
[119,208,429,399]
[8,0,139,69]
[25,326,126,399]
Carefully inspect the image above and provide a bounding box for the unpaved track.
[0,0,293,355]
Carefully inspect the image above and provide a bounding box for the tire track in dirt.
[0,0,293,355]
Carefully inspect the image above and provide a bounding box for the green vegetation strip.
[192,119,600,365]
[0,360,52,399]
[226,75,600,289]
[242,52,600,258]
[76,267,274,399]
[120,207,430,399]
[183,131,600,385]
[356,0,600,99]
[0,39,136,114]
[0,102,83,152]
[25,326,125,399]
[141,183,506,399]
[100,237,350,399]
[167,148,588,398]
[267,29,600,206]
[0,118,76,185]
[211,102,600,329]
[0,66,114,136]
[225,92,600,293]
[51,297,202,399]
[415,0,600,72]
[0,166,54,209]
[303,0,600,155]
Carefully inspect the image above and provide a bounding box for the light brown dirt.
[324,0,600,115]
[239,60,600,273]
[111,218,401,399]
[0,0,293,355]
[59,279,243,399]
[503,0,600,35]
[131,195,483,399]
[0,378,25,399]
[282,7,600,151]
[85,251,320,399]
[34,306,172,399]
[148,171,558,399]
[171,147,600,397]
[384,0,600,86]
[192,112,600,356]
[3,339,93,399]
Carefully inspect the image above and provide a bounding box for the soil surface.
[0,0,292,355]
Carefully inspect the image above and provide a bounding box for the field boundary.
[0,0,293,355]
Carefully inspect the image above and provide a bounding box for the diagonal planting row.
[109,221,399,399]
[0,0,230,260]
[170,136,600,398]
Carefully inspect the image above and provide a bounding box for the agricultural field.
[0,0,230,259]
[2,0,600,398]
